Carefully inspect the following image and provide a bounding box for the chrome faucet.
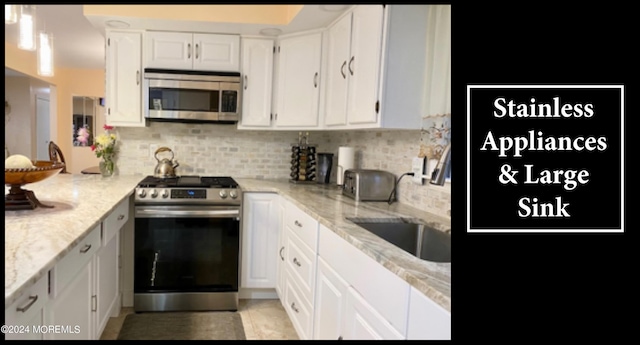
[430,143,451,186]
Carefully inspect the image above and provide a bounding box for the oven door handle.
[135,207,240,218]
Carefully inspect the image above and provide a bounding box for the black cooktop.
[137,175,238,188]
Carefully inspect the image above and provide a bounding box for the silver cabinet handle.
[118,214,125,221]
[188,43,191,59]
[341,60,347,79]
[293,257,301,267]
[244,75,248,90]
[80,244,92,253]
[16,295,38,312]
[195,43,199,59]
[91,295,97,312]
[136,70,140,85]
[313,72,318,88]
[348,56,355,75]
[279,246,285,261]
[290,302,299,313]
[294,220,302,227]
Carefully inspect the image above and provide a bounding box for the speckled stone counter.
[5,173,143,307]
[5,175,451,313]
[235,178,452,312]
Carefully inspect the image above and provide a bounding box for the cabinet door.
[312,257,349,340]
[94,230,120,339]
[241,193,280,288]
[145,31,193,70]
[343,286,404,340]
[346,5,384,125]
[275,32,322,127]
[324,13,352,127]
[194,34,240,72]
[276,199,287,299]
[238,38,275,128]
[105,30,144,127]
[46,262,94,340]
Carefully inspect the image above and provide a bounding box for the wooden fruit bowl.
[5,160,65,210]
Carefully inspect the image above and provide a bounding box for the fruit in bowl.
[5,154,35,169]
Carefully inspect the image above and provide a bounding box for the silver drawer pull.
[80,244,92,253]
[290,302,299,313]
[117,214,125,221]
[16,295,38,313]
[279,246,285,261]
[293,257,301,267]
[294,220,302,227]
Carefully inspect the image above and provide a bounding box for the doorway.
[36,96,51,160]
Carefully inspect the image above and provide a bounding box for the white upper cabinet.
[274,31,323,128]
[324,5,384,128]
[237,37,275,128]
[145,31,240,71]
[105,30,145,127]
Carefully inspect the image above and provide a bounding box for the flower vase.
[99,157,115,177]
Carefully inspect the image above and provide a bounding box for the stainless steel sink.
[347,218,451,263]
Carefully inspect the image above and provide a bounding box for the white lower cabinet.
[407,286,451,340]
[343,286,404,340]
[4,273,49,340]
[46,260,95,339]
[241,193,281,288]
[312,256,348,340]
[4,198,130,340]
[278,198,319,339]
[94,229,121,338]
[315,223,409,339]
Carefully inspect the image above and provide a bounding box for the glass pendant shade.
[18,5,37,51]
[37,31,54,77]
[5,5,18,24]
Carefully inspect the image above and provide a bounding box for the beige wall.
[5,76,32,158]
[5,42,106,173]
[83,5,303,25]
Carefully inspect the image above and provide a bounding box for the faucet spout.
[430,143,451,186]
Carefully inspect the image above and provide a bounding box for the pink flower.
[76,126,90,145]
[103,124,114,131]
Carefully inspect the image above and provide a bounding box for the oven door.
[134,205,240,295]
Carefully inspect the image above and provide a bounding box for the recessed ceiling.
[4,5,351,72]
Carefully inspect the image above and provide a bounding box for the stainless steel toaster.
[342,169,396,201]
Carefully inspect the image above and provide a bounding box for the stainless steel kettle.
[154,147,180,178]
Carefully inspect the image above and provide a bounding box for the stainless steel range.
[133,175,241,312]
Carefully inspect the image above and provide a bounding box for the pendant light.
[18,5,37,51]
[5,5,18,24]
[37,31,54,77]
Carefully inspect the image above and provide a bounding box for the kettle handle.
[154,147,174,161]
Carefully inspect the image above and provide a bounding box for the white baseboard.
[239,288,278,299]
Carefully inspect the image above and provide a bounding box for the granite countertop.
[236,178,452,312]
[4,173,143,307]
[5,175,451,313]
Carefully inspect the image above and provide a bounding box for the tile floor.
[99,299,299,340]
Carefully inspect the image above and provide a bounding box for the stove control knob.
[150,189,158,198]
[138,189,147,198]
[161,189,169,198]
[230,190,238,199]
[219,190,228,199]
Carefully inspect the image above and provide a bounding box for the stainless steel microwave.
[143,69,241,123]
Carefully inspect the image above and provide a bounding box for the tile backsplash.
[116,123,451,219]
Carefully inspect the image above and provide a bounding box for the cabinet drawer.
[103,197,129,245]
[5,273,48,326]
[50,225,101,298]
[284,275,314,340]
[285,231,316,305]
[284,201,318,251]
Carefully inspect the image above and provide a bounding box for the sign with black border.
[466,84,624,233]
